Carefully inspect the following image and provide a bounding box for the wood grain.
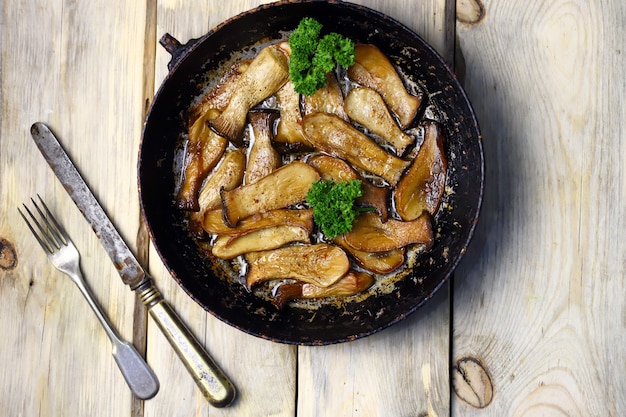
[132,2,158,417]
[0,0,149,416]
[142,2,453,416]
[297,1,453,416]
[143,2,297,417]
[453,0,626,415]
[4,0,624,416]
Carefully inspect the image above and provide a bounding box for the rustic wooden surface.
[452,0,626,415]
[0,0,623,416]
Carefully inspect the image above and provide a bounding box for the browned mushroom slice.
[307,153,357,182]
[302,72,349,121]
[302,112,410,186]
[271,284,303,309]
[203,208,314,236]
[212,225,310,260]
[395,121,447,220]
[245,244,350,288]
[221,160,320,226]
[245,110,281,185]
[334,235,405,274]
[302,270,374,297]
[307,154,389,222]
[347,44,422,129]
[358,183,389,223]
[272,270,375,309]
[343,212,433,252]
[344,87,415,155]
[187,148,246,234]
[209,44,289,144]
[176,109,228,211]
[274,41,311,149]
[275,79,310,147]
[187,60,251,126]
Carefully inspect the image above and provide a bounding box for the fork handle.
[71,275,160,400]
[135,280,236,408]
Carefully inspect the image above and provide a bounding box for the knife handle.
[136,280,236,407]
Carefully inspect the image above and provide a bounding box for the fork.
[19,195,159,400]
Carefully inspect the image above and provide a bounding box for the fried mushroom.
[343,212,433,252]
[302,112,410,186]
[345,87,415,155]
[221,161,320,226]
[347,44,422,129]
[394,121,447,220]
[245,244,350,288]
[211,225,310,260]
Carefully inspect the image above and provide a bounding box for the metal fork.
[19,195,159,400]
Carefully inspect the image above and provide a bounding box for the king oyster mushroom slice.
[307,153,357,182]
[273,41,311,149]
[203,207,314,236]
[301,270,374,297]
[211,225,310,260]
[302,112,410,186]
[343,212,434,253]
[187,59,251,127]
[275,79,311,148]
[272,270,375,309]
[221,160,320,226]
[344,87,415,155]
[209,44,289,145]
[307,154,389,222]
[245,243,350,288]
[245,110,281,185]
[187,148,246,235]
[333,235,405,274]
[347,44,422,129]
[395,120,448,221]
[301,72,349,121]
[177,109,227,211]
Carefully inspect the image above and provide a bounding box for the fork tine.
[19,196,69,255]
[18,204,55,254]
[34,195,69,246]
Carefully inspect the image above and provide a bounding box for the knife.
[30,122,236,408]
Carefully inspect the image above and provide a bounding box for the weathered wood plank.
[143,2,297,417]
[132,2,159,417]
[143,2,453,416]
[0,0,149,416]
[452,0,626,415]
[296,1,454,416]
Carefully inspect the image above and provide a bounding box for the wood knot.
[0,237,18,271]
[452,357,493,408]
[457,0,486,26]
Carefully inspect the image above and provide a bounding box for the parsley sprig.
[306,179,366,238]
[288,17,355,96]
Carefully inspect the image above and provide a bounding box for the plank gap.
[131,0,158,416]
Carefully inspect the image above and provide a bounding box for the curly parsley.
[288,17,355,96]
[306,179,364,239]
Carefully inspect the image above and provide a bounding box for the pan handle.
[159,33,203,72]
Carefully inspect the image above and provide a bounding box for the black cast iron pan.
[138,0,484,345]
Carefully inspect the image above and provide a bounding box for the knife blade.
[30,122,236,407]
[30,123,146,288]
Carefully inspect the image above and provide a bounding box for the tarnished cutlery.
[19,195,160,400]
[29,122,236,407]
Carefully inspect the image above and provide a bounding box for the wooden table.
[1,0,624,415]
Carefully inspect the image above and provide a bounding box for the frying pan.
[138,0,484,345]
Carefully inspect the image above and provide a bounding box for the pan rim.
[138,0,484,345]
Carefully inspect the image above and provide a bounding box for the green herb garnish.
[288,17,355,96]
[306,179,365,238]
